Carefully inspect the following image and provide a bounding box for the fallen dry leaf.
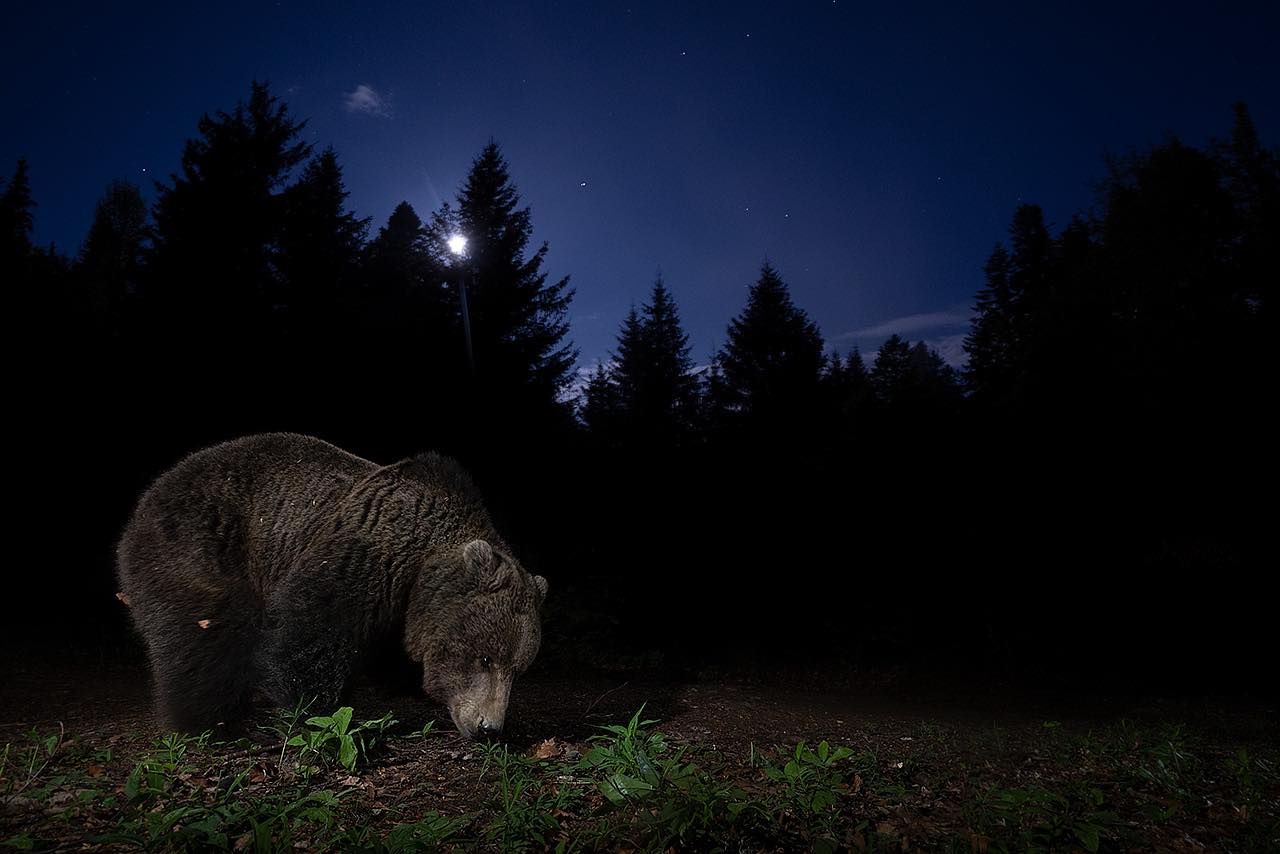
[197,619,212,629]
[530,738,561,760]
[115,592,131,607]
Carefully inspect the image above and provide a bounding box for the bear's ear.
[531,574,548,606]
[462,539,495,570]
[463,539,513,592]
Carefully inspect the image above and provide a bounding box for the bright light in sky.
[447,234,468,256]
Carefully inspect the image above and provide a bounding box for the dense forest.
[5,84,1274,693]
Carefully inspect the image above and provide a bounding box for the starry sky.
[5,2,1277,374]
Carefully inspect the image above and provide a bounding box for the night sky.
[5,2,1276,373]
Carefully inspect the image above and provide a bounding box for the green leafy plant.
[123,730,210,805]
[577,706,761,851]
[96,780,348,852]
[965,783,1119,854]
[1136,725,1198,801]
[762,739,857,851]
[285,707,397,772]
[579,705,666,806]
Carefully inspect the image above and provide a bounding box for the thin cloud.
[831,307,972,369]
[923,333,968,369]
[833,308,972,342]
[343,84,392,118]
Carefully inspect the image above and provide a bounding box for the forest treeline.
[5,84,1274,689]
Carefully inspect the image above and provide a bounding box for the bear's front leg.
[258,571,366,712]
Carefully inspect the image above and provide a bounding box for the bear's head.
[404,539,547,739]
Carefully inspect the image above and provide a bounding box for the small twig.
[583,681,629,718]
[10,721,64,799]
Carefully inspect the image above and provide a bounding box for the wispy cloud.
[924,333,968,369]
[833,308,971,342]
[343,84,392,118]
[831,306,972,368]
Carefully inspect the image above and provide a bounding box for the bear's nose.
[476,720,502,739]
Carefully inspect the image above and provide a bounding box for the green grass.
[2,705,1277,852]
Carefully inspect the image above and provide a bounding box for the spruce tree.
[359,201,458,368]
[611,276,700,446]
[580,362,623,444]
[365,201,431,293]
[148,81,311,334]
[871,336,961,414]
[963,244,1017,401]
[277,147,369,332]
[824,347,873,433]
[869,334,914,406]
[441,142,576,406]
[714,261,826,435]
[77,179,148,334]
[0,158,35,277]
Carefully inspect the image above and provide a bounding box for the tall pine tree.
[147,81,311,338]
[276,146,369,335]
[77,179,148,336]
[0,158,35,280]
[713,261,826,438]
[585,276,700,448]
[440,142,576,408]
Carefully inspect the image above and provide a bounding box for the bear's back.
[118,433,379,598]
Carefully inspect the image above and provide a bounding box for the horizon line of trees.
[3,83,1273,458]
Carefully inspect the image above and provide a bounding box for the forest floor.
[1,652,1277,852]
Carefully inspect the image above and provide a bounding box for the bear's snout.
[447,670,513,739]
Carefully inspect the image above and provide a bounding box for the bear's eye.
[480,656,492,671]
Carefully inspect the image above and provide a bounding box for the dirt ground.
[2,652,1277,851]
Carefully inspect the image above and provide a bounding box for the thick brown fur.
[116,433,547,734]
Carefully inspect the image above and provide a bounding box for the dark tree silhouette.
[869,334,913,404]
[963,244,1017,402]
[359,199,461,388]
[589,276,701,448]
[579,362,624,445]
[823,347,874,436]
[712,261,826,440]
[439,142,576,412]
[147,81,311,341]
[1216,103,1278,332]
[276,147,369,337]
[0,158,35,279]
[365,202,432,295]
[76,179,148,336]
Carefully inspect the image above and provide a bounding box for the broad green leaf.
[332,707,354,736]
[338,736,358,770]
[124,766,142,800]
[1074,822,1101,852]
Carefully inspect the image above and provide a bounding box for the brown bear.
[116,433,547,737]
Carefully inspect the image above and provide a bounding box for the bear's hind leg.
[143,590,261,733]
